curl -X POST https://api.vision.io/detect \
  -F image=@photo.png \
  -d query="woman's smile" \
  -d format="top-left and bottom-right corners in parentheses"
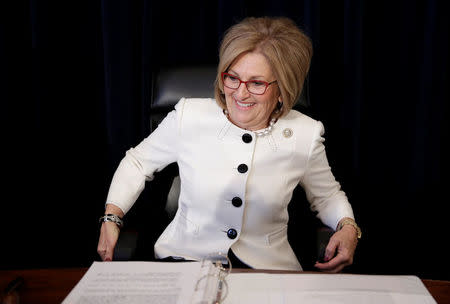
top-left (234, 97), bottom-right (256, 109)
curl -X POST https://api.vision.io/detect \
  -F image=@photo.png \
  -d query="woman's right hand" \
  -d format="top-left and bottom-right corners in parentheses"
top-left (97, 221), bottom-right (120, 261)
top-left (97, 204), bottom-right (124, 261)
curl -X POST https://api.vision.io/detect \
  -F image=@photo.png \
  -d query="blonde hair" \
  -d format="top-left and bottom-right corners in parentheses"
top-left (214, 17), bottom-right (313, 117)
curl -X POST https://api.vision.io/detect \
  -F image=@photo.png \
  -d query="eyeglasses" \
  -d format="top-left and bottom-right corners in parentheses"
top-left (221, 72), bottom-right (277, 95)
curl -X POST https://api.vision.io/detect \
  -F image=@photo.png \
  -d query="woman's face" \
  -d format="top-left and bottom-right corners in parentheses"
top-left (223, 52), bottom-right (280, 131)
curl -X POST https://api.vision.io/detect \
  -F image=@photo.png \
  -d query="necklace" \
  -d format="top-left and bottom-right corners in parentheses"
top-left (254, 118), bottom-right (276, 137)
top-left (223, 109), bottom-right (276, 137)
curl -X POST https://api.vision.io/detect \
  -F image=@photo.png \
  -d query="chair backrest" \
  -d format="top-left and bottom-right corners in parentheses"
top-left (150, 66), bottom-right (217, 132)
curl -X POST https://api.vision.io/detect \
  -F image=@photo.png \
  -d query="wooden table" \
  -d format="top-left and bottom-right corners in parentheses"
top-left (0, 267), bottom-right (449, 303)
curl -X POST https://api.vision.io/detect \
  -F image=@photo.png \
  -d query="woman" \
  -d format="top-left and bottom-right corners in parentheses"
top-left (98, 16), bottom-right (360, 272)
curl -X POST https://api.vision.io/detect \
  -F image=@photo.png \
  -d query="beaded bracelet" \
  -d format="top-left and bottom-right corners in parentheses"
top-left (99, 214), bottom-right (124, 228)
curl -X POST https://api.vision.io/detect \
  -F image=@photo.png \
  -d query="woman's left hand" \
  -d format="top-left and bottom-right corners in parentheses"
top-left (314, 225), bottom-right (358, 273)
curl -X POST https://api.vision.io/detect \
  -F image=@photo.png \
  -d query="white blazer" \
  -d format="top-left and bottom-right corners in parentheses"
top-left (106, 98), bottom-right (354, 270)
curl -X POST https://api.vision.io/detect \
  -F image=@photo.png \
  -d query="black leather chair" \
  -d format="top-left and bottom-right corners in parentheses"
top-left (114, 65), bottom-right (332, 270)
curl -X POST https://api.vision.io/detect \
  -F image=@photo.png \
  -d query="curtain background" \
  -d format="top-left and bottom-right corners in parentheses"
top-left (1, 1), bottom-right (448, 280)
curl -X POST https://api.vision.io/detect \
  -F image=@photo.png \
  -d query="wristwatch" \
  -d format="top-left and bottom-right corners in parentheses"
top-left (338, 218), bottom-right (362, 239)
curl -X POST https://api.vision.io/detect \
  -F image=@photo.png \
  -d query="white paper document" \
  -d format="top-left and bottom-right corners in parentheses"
top-left (63, 261), bottom-right (437, 304)
top-left (62, 261), bottom-right (207, 304)
top-left (223, 273), bottom-right (437, 304)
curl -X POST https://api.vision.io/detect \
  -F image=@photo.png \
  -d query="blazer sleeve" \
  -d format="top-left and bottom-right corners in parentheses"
top-left (105, 98), bottom-right (186, 214)
top-left (299, 121), bottom-right (355, 230)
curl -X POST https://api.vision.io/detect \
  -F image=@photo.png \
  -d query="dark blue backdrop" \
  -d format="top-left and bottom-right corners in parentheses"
top-left (1, 1), bottom-right (448, 280)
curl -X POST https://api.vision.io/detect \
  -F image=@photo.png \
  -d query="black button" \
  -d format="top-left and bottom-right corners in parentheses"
top-left (242, 133), bottom-right (253, 143)
top-left (232, 197), bottom-right (242, 207)
top-left (227, 228), bottom-right (238, 239)
top-left (237, 164), bottom-right (248, 173)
